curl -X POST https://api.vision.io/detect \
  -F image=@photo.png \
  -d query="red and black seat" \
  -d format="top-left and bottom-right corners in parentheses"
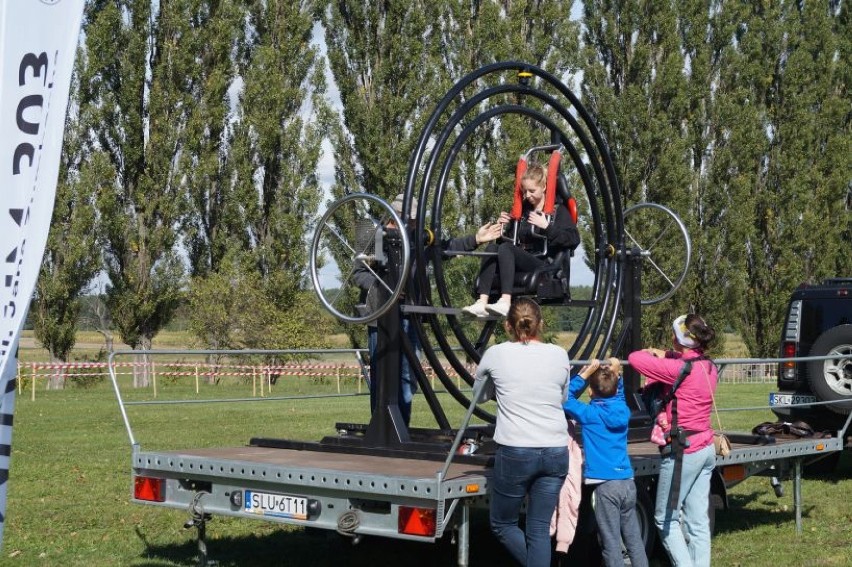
top-left (492, 145), bottom-right (580, 302)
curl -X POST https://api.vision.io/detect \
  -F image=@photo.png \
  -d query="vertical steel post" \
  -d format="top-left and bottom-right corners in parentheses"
top-left (794, 458), bottom-right (803, 535)
top-left (364, 227), bottom-right (410, 447)
top-left (457, 500), bottom-right (470, 567)
top-left (623, 247), bottom-right (643, 397)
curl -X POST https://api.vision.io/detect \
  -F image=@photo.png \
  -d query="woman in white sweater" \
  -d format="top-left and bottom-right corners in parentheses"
top-left (475, 297), bottom-right (570, 567)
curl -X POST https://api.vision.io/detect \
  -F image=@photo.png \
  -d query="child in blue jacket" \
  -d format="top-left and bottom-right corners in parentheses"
top-left (563, 358), bottom-right (648, 567)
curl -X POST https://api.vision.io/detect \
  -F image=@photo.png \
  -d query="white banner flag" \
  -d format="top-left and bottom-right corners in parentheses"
top-left (0, 0), bottom-right (85, 548)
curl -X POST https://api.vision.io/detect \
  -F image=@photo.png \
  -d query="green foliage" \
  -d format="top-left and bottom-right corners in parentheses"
top-left (188, 268), bottom-right (336, 353)
top-left (230, 0), bottom-right (327, 291)
top-left (40, 1), bottom-right (848, 363)
top-left (582, 1), bottom-right (850, 354)
top-left (179, 0), bottom-right (248, 277)
top-left (32, 64), bottom-right (102, 362)
top-left (180, 0), bottom-right (329, 350)
top-left (79, 0), bottom-right (191, 350)
top-left (719, 2), bottom-right (850, 356)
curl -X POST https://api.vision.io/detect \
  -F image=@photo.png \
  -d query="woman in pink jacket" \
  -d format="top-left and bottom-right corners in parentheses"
top-left (627, 314), bottom-right (717, 567)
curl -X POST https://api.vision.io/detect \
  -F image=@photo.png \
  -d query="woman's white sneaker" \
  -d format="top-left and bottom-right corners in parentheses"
top-left (485, 299), bottom-right (511, 317)
top-left (461, 301), bottom-right (489, 317)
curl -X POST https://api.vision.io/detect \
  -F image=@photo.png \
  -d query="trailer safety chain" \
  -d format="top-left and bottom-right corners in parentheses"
top-left (185, 492), bottom-right (214, 567)
top-left (336, 510), bottom-right (362, 544)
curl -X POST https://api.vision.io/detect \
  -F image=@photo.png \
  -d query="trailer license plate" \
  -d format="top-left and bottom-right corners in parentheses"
top-left (769, 392), bottom-right (817, 406)
top-left (244, 490), bottom-right (308, 520)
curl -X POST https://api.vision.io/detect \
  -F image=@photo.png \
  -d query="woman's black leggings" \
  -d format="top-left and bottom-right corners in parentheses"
top-left (476, 242), bottom-right (546, 296)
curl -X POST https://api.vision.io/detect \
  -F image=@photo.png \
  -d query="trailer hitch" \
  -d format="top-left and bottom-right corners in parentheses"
top-left (185, 492), bottom-right (214, 566)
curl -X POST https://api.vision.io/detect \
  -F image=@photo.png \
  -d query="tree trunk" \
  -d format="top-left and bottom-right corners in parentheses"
top-left (132, 337), bottom-right (153, 388)
top-left (46, 355), bottom-right (65, 390)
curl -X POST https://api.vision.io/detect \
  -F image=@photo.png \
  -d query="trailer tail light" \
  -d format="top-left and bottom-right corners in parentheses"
top-left (134, 476), bottom-right (165, 502)
top-left (398, 506), bottom-right (436, 537)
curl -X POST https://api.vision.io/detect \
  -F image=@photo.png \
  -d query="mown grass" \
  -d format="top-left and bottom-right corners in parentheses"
top-left (2, 373), bottom-right (850, 566)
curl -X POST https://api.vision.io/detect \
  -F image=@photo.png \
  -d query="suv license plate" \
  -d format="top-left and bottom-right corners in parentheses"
top-left (769, 392), bottom-right (818, 407)
top-left (244, 490), bottom-right (308, 520)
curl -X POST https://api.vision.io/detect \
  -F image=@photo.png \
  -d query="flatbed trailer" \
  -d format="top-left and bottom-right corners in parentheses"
top-left (125, 406), bottom-right (848, 566)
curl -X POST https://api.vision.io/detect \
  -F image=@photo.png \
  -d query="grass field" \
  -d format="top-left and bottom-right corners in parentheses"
top-left (2, 370), bottom-right (850, 566)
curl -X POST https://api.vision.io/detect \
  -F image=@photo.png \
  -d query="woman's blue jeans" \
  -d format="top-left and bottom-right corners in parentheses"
top-left (490, 445), bottom-right (568, 567)
top-left (654, 443), bottom-right (715, 567)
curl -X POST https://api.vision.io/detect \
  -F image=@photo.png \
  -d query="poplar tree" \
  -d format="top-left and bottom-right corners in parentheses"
top-left (730, 1), bottom-right (851, 356)
top-left (581, 1), bottom-right (709, 345)
top-left (79, 1), bottom-right (191, 385)
top-left (179, 0), bottom-right (246, 279)
top-left (321, 0), bottom-right (446, 348)
top-left (186, 0), bottom-right (334, 352)
top-left (582, 1), bottom-right (849, 354)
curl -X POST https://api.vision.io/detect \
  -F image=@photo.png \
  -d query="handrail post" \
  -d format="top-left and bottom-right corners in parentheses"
top-left (439, 378), bottom-right (488, 480)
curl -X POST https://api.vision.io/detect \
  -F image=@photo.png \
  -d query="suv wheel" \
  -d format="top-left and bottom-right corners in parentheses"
top-left (806, 324), bottom-right (852, 415)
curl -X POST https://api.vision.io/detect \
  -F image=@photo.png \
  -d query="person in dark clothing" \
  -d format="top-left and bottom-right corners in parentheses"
top-left (353, 193), bottom-right (502, 425)
top-left (462, 162), bottom-right (580, 318)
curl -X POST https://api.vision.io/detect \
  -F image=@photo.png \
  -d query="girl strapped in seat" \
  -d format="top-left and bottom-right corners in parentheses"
top-left (462, 158), bottom-right (580, 317)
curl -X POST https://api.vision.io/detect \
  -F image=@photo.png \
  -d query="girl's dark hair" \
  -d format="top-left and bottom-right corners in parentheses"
top-left (506, 298), bottom-right (542, 343)
top-left (686, 314), bottom-right (716, 350)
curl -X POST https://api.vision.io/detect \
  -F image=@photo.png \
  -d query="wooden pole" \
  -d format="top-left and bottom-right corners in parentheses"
top-left (195, 363), bottom-right (200, 394)
top-left (252, 366), bottom-right (257, 397)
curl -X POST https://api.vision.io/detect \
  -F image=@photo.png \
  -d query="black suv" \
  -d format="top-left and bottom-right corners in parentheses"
top-left (772, 278), bottom-right (852, 430)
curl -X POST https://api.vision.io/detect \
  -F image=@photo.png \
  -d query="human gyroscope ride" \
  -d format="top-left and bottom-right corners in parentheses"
top-left (304, 61), bottom-right (691, 461)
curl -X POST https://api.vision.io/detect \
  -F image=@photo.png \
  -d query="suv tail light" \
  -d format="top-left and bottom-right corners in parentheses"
top-left (782, 341), bottom-right (797, 377)
top-left (780, 300), bottom-right (802, 381)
